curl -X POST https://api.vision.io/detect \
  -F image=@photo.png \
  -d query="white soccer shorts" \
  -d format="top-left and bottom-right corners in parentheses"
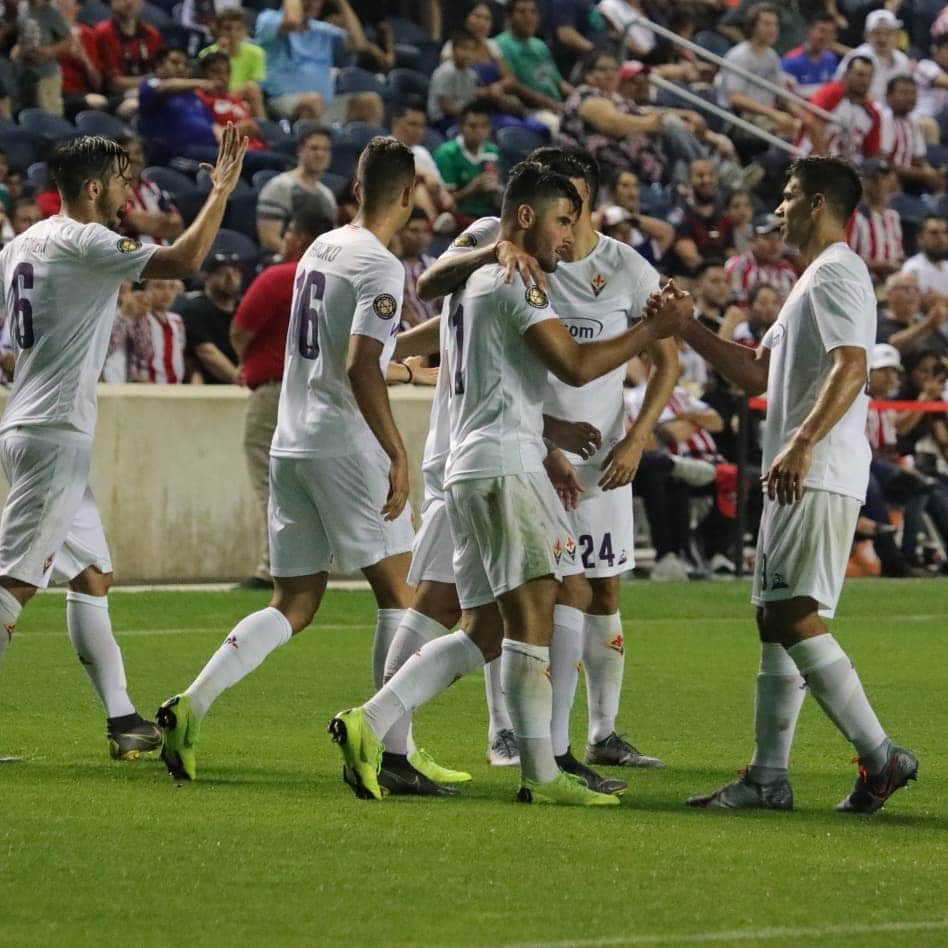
top-left (407, 492), bottom-right (456, 587)
top-left (0, 431), bottom-right (112, 587)
top-left (563, 465), bottom-right (635, 578)
top-left (751, 488), bottom-right (861, 619)
top-left (268, 441), bottom-right (414, 577)
top-left (445, 471), bottom-right (577, 610)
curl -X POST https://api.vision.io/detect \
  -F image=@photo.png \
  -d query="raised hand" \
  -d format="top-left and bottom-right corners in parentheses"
top-left (202, 123), bottom-right (248, 198)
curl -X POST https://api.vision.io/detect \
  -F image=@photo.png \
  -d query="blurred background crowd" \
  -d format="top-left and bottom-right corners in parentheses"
top-left (0, 0), bottom-right (944, 581)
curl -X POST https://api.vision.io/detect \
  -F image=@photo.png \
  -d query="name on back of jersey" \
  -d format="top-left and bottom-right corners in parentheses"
top-left (308, 241), bottom-right (342, 263)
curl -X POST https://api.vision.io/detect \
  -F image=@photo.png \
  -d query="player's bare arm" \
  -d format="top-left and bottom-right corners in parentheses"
top-left (142, 125), bottom-right (248, 279)
top-left (764, 345), bottom-right (867, 506)
top-left (347, 334), bottom-right (409, 521)
top-left (393, 315), bottom-right (441, 359)
top-left (416, 240), bottom-right (547, 302)
top-left (599, 335), bottom-right (678, 490)
top-left (542, 415), bottom-right (602, 460)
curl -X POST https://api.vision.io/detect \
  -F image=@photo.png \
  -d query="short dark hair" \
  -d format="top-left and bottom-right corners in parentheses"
top-left (786, 156), bottom-right (862, 224)
top-left (459, 100), bottom-right (493, 123)
top-left (356, 137), bottom-right (415, 213)
top-left (48, 136), bottom-right (129, 203)
top-left (393, 100), bottom-right (426, 121)
top-left (298, 125), bottom-right (332, 147)
top-left (451, 28), bottom-right (477, 47)
top-left (747, 282), bottom-right (779, 306)
top-left (508, 0), bottom-right (536, 15)
top-left (886, 74), bottom-right (916, 95)
top-left (696, 258), bottom-right (726, 278)
top-left (745, 2), bottom-right (779, 35)
top-left (528, 145), bottom-right (600, 207)
top-left (198, 51), bottom-right (229, 75)
top-left (920, 214), bottom-right (946, 233)
top-left (846, 54), bottom-right (874, 72)
top-left (154, 46), bottom-right (188, 67)
top-left (501, 160), bottom-right (582, 224)
top-left (811, 12), bottom-right (836, 25)
top-left (287, 206), bottom-right (333, 243)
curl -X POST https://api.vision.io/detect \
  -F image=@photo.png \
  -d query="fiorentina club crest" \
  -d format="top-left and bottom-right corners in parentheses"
top-left (565, 537), bottom-right (576, 561)
top-left (553, 539), bottom-right (563, 564)
top-left (608, 633), bottom-right (625, 655)
top-left (591, 273), bottom-right (607, 297)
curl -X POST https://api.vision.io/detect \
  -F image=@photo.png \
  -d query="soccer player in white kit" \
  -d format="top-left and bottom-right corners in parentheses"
top-left (651, 157), bottom-right (918, 814)
top-left (158, 138), bottom-right (438, 783)
top-left (0, 128), bottom-right (248, 759)
top-left (414, 147), bottom-right (678, 777)
top-left (331, 161), bottom-right (691, 805)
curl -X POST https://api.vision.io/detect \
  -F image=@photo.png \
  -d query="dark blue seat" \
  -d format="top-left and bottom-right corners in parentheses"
top-left (926, 143), bottom-right (948, 168)
top-left (140, 1), bottom-right (173, 28)
top-left (196, 168), bottom-right (251, 194)
top-left (329, 141), bottom-right (362, 178)
top-left (889, 192), bottom-right (929, 224)
top-left (77, 0), bottom-right (110, 25)
top-left (0, 130), bottom-right (40, 170)
top-left (223, 191), bottom-right (260, 240)
top-left (75, 110), bottom-right (130, 139)
top-left (252, 168), bottom-right (281, 190)
top-left (387, 68), bottom-right (429, 105)
top-left (143, 165), bottom-right (196, 196)
top-left (26, 161), bottom-right (47, 190)
top-left (694, 30), bottom-right (733, 57)
top-left (17, 109), bottom-right (79, 148)
top-left (321, 171), bottom-right (347, 197)
top-left (496, 125), bottom-right (544, 170)
top-left (423, 127), bottom-right (445, 153)
top-left (257, 118), bottom-right (297, 155)
top-left (334, 122), bottom-right (387, 151)
top-left (335, 67), bottom-right (388, 99)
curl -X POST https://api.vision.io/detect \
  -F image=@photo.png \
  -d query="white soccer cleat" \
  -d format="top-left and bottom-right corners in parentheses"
top-left (487, 729), bottom-right (520, 767)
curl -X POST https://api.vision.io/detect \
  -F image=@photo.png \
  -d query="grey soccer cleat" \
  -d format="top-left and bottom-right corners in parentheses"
top-left (108, 714), bottom-right (163, 760)
top-left (687, 771), bottom-right (793, 810)
top-left (585, 732), bottom-right (664, 769)
top-left (836, 743), bottom-right (918, 814)
top-left (487, 729), bottom-right (520, 767)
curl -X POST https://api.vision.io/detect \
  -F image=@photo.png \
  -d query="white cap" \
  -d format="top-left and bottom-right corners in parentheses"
top-left (600, 205), bottom-right (632, 227)
top-left (870, 343), bottom-right (903, 371)
top-left (865, 9), bottom-right (902, 33)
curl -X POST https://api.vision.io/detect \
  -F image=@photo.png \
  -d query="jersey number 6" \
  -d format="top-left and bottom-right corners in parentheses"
top-left (293, 269), bottom-right (325, 360)
top-left (11, 262), bottom-right (34, 349)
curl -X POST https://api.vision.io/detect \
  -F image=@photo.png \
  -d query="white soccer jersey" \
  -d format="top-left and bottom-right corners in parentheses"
top-left (442, 265), bottom-right (558, 486)
top-left (0, 217), bottom-right (157, 441)
top-left (271, 224), bottom-right (404, 459)
top-left (760, 241), bottom-right (875, 502)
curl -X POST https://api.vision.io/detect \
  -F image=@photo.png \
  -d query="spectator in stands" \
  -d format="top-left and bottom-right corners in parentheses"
top-left (901, 215), bottom-right (948, 302)
top-left (398, 207), bottom-right (440, 328)
top-left (345, 0), bottom-right (395, 72)
top-left (835, 9), bottom-right (912, 104)
top-left (94, 0), bottom-right (162, 117)
top-left (230, 206), bottom-right (332, 589)
top-left (547, 0), bottom-right (605, 78)
top-left (428, 29), bottom-right (484, 129)
top-left (13, 0), bottom-right (70, 114)
top-left (913, 33), bottom-right (948, 144)
top-left (256, 126), bottom-right (337, 253)
top-left (102, 278), bottom-right (147, 383)
top-left (725, 213), bottom-right (797, 302)
top-left (0, 150), bottom-right (10, 212)
top-left (128, 279), bottom-right (188, 384)
top-left (496, 0), bottom-right (573, 134)
top-left (718, 0), bottom-right (807, 56)
top-left (254, 0), bottom-right (369, 121)
top-left (691, 259), bottom-right (740, 334)
top-left (180, 252), bottom-right (243, 384)
top-left (798, 56), bottom-right (882, 161)
top-left (441, 3), bottom-right (508, 86)
top-left (10, 196), bottom-right (41, 234)
top-left (606, 168), bottom-right (674, 264)
top-left (668, 158), bottom-right (734, 276)
top-left (881, 76), bottom-right (945, 195)
top-left (781, 13), bottom-right (839, 99)
top-left (55, 0), bottom-right (107, 117)
top-left (597, 0), bottom-right (658, 61)
top-left (196, 52), bottom-right (267, 151)
top-left (728, 281), bottom-right (781, 346)
top-left (433, 101), bottom-right (502, 224)
top-left (199, 7), bottom-right (266, 119)
top-left (717, 3), bottom-right (802, 146)
top-left (877, 271), bottom-right (948, 358)
top-left (118, 134), bottom-right (183, 246)
top-left (726, 189), bottom-right (754, 254)
top-left (390, 101), bottom-right (455, 223)
top-left (847, 158), bottom-right (904, 282)
top-left (559, 50), bottom-right (664, 189)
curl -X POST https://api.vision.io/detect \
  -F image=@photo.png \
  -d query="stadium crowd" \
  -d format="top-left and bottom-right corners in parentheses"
top-left (0, 0), bottom-right (945, 580)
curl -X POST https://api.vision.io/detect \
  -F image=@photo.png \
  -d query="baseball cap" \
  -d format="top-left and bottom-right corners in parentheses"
top-left (870, 343), bottom-right (903, 371)
top-left (860, 157), bottom-right (891, 178)
top-left (203, 251), bottom-right (242, 272)
top-left (865, 9), bottom-right (902, 32)
top-left (753, 213), bottom-right (782, 235)
top-left (619, 60), bottom-right (648, 81)
top-left (600, 205), bottom-right (632, 227)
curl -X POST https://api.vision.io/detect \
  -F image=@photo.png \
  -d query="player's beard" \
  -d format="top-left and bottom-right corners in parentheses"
top-left (96, 190), bottom-right (120, 229)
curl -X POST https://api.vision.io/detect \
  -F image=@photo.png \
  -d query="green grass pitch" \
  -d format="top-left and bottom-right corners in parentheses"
top-left (1, 579), bottom-right (946, 947)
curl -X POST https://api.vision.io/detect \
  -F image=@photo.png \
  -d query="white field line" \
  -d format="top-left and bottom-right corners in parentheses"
top-left (40, 580), bottom-right (373, 593)
top-left (506, 918), bottom-right (948, 947)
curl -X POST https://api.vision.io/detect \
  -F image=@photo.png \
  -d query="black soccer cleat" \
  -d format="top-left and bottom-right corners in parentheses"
top-left (555, 747), bottom-right (628, 796)
top-left (108, 713), bottom-right (163, 761)
top-left (377, 753), bottom-right (460, 797)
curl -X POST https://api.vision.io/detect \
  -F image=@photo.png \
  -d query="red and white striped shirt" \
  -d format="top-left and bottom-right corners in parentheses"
top-left (129, 311), bottom-right (187, 384)
top-left (725, 251), bottom-right (797, 303)
top-left (879, 108), bottom-right (926, 167)
top-left (123, 178), bottom-right (178, 247)
top-left (866, 406), bottom-right (898, 452)
top-left (625, 384), bottom-right (719, 460)
top-left (796, 81), bottom-right (882, 161)
top-left (846, 206), bottom-right (904, 268)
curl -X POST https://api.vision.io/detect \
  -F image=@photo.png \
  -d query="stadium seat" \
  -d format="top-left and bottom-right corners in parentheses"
top-left (17, 109), bottom-right (79, 148)
top-left (140, 1), bottom-right (173, 28)
top-left (335, 122), bottom-right (387, 151)
top-left (335, 67), bottom-right (388, 99)
top-left (889, 192), bottom-right (928, 224)
top-left (496, 126), bottom-right (544, 170)
top-left (75, 110), bottom-right (130, 138)
top-left (26, 161), bottom-right (47, 190)
top-left (0, 130), bottom-right (39, 170)
top-left (76, 0), bottom-right (109, 25)
top-left (143, 165), bottom-right (196, 196)
top-left (172, 188), bottom-right (207, 226)
top-left (208, 227), bottom-right (259, 265)
top-left (926, 143), bottom-right (948, 168)
top-left (423, 127), bottom-right (445, 153)
top-left (223, 190), bottom-right (260, 240)
top-left (257, 118), bottom-right (297, 157)
top-left (252, 168), bottom-right (281, 189)
top-left (321, 171), bottom-right (347, 197)
top-left (694, 30), bottom-right (733, 57)
top-left (196, 168), bottom-right (251, 194)
top-left (387, 68), bottom-right (430, 105)
top-left (329, 141), bottom-right (362, 178)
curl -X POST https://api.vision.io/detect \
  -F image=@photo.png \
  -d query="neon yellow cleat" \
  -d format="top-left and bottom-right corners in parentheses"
top-left (517, 771), bottom-right (620, 806)
top-left (156, 694), bottom-right (199, 781)
top-left (329, 708), bottom-right (383, 801)
top-left (409, 747), bottom-right (472, 784)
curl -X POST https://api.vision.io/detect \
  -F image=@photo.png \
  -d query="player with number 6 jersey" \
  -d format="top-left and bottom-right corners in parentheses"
top-left (0, 128), bottom-right (248, 761)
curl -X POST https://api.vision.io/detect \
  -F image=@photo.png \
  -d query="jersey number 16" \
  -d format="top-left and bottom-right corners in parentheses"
top-left (292, 269), bottom-right (325, 360)
top-left (10, 262), bottom-right (34, 349)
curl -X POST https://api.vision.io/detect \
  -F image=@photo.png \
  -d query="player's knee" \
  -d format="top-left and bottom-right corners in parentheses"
top-left (557, 573), bottom-right (592, 613)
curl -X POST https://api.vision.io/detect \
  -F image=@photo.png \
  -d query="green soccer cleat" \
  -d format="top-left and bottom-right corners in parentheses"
top-left (555, 748), bottom-right (628, 796)
top-left (107, 714), bottom-right (163, 761)
top-left (409, 747), bottom-right (472, 784)
top-left (329, 708), bottom-right (383, 801)
top-left (517, 771), bottom-right (621, 806)
top-left (156, 694), bottom-right (199, 781)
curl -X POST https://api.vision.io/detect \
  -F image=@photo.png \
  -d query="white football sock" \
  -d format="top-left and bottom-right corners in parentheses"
top-left (0, 586), bottom-right (22, 669)
top-left (502, 639), bottom-right (558, 784)
top-left (748, 642), bottom-right (806, 782)
top-left (66, 592), bottom-right (135, 718)
top-left (788, 635), bottom-right (889, 772)
top-left (372, 608), bottom-right (405, 689)
top-left (484, 656), bottom-right (514, 740)
top-left (381, 610), bottom-right (448, 755)
top-left (549, 605), bottom-right (584, 757)
top-left (185, 607), bottom-right (292, 719)
top-left (583, 612), bottom-right (626, 744)
top-left (363, 630), bottom-right (484, 740)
